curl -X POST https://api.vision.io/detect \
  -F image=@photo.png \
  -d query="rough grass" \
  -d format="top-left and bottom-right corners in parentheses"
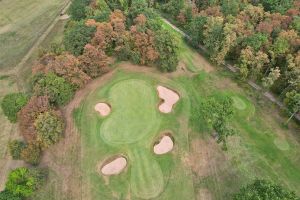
top-left (0, 0), bottom-right (68, 70)
top-left (74, 70), bottom-right (195, 200)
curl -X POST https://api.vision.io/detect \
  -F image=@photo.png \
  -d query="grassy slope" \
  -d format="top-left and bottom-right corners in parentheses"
top-left (0, 0), bottom-right (67, 70)
top-left (74, 70), bottom-right (195, 200)
top-left (168, 20), bottom-right (300, 198)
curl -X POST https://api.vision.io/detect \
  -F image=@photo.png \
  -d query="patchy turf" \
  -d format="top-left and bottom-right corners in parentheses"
top-left (0, 0), bottom-right (68, 70)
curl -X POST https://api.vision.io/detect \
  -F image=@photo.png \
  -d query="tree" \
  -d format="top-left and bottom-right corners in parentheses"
top-left (79, 44), bottom-right (109, 78)
top-left (262, 67), bottom-right (281, 88)
top-left (34, 111), bottom-right (64, 149)
top-left (242, 33), bottom-right (268, 51)
top-left (64, 21), bottom-right (96, 56)
top-left (20, 143), bottom-right (42, 165)
top-left (33, 53), bottom-right (91, 88)
top-left (202, 95), bottom-right (235, 149)
top-left (154, 29), bottom-right (179, 72)
top-left (233, 179), bottom-right (299, 200)
top-left (19, 96), bottom-right (50, 142)
top-left (5, 167), bottom-right (47, 198)
top-left (8, 140), bottom-right (26, 160)
top-left (1, 93), bottom-right (29, 123)
top-left (69, 0), bottom-right (91, 21)
top-left (221, 0), bottom-right (240, 16)
top-left (33, 73), bottom-right (75, 106)
top-left (161, 0), bottom-right (185, 17)
top-left (261, 0), bottom-right (294, 14)
top-left (203, 16), bottom-right (224, 57)
top-left (284, 90), bottom-right (300, 124)
top-left (0, 190), bottom-right (22, 200)
top-left (186, 16), bottom-right (207, 46)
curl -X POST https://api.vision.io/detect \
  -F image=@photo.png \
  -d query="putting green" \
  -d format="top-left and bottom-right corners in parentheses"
top-left (274, 138), bottom-right (290, 151)
top-left (232, 96), bottom-right (247, 110)
top-left (100, 79), bottom-right (161, 145)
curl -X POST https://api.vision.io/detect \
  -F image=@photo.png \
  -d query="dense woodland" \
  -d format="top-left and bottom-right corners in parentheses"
top-left (0, 0), bottom-right (299, 199)
top-left (157, 0), bottom-right (300, 119)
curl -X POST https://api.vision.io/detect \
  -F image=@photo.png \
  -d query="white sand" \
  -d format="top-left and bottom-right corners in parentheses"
top-left (95, 103), bottom-right (111, 116)
top-left (101, 157), bottom-right (127, 175)
top-left (154, 135), bottom-right (174, 155)
top-left (157, 86), bottom-right (179, 113)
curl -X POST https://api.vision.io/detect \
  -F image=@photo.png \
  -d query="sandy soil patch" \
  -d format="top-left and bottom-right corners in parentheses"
top-left (100, 156), bottom-right (127, 176)
top-left (154, 135), bottom-right (174, 155)
top-left (157, 86), bottom-right (180, 113)
top-left (0, 24), bottom-right (12, 34)
top-left (60, 14), bottom-right (70, 20)
top-left (95, 103), bottom-right (111, 116)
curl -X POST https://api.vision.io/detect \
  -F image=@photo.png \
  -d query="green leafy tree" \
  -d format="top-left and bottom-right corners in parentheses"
top-left (262, 67), bottom-right (281, 89)
top-left (221, 0), bottom-right (240, 16)
top-left (202, 96), bottom-right (235, 149)
top-left (242, 33), bottom-right (268, 51)
top-left (1, 93), bottom-right (29, 123)
top-left (284, 90), bottom-right (300, 124)
top-left (261, 0), bottom-right (293, 14)
top-left (33, 73), bottom-right (75, 106)
top-left (5, 167), bottom-right (47, 198)
top-left (69, 0), bottom-right (91, 21)
top-left (233, 179), bottom-right (299, 200)
top-left (8, 140), bottom-right (26, 160)
top-left (154, 29), bottom-right (179, 72)
top-left (64, 21), bottom-right (96, 56)
top-left (0, 190), bottom-right (22, 200)
top-left (34, 111), bottom-right (64, 149)
top-left (186, 16), bottom-right (207, 46)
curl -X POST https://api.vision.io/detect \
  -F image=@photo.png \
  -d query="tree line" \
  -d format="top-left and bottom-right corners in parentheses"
top-left (158, 0), bottom-right (300, 121)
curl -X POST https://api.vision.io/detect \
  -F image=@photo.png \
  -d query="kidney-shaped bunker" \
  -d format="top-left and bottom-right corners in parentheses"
top-left (95, 103), bottom-right (111, 117)
top-left (100, 156), bottom-right (127, 175)
top-left (154, 135), bottom-right (174, 155)
top-left (157, 86), bottom-right (179, 113)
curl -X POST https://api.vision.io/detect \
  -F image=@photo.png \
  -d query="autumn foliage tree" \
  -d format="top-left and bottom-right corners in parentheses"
top-left (19, 96), bottom-right (50, 142)
top-left (79, 44), bottom-right (109, 78)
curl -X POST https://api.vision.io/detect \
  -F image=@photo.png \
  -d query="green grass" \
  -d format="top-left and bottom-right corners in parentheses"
top-left (0, 0), bottom-right (68, 70)
top-left (100, 79), bottom-right (160, 145)
top-left (74, 70), bottom-right (195, 199)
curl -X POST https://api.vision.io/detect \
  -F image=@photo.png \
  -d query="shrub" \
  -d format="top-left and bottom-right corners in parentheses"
top-left (20, 143), bottom-right (42, 165)
top-left (64, 21), bottom-right (96, 56)
top-left (33, 73), bottom-right (75, 106)
top-left (0, 190), bottom-right (22, 200)
top-left (8, 140), bottom-right (26, 160)
top-left (233, 179), bottom-right (299, 200)
top-left (5, 167), bottom-right (47, 198)
top-left (19, 96), bottom-right (50, 142)
top-left (34, 111), bottom-right (64, 149)
top-left (1, 93), bottom-right (29, 123)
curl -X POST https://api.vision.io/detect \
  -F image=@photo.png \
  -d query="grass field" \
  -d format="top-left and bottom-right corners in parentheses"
top-left (0, 0), bottom-right (68, 70)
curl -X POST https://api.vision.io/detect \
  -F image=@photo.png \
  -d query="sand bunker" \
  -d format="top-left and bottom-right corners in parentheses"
top-left (95, 103), bottom-right (111, 116)
top-left (101, 156), bottom-right (127, 175)
top-left (157, 86), bottom-right (179, 113)
top-left (154, 135), bottom-right (174, 155)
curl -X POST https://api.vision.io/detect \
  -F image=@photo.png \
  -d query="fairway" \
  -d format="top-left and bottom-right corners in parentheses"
top-left (101, 79), bottom-right (161, 145)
